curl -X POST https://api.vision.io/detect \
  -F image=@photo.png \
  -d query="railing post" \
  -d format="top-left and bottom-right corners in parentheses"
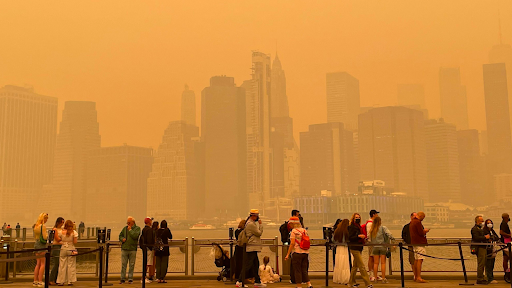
top-left (142, 242), bottom-right (147, 288)
top-left (322, 241), bottom-right (333, 288)
top-left (389, 248), bottom-right (393, 276)
top-left (458, 241), bottom-right (472, 285)
top-left (184, 238), bottom-right (189, 276)
top-left (399, 243), bottom-right (405, 288)
top-left (87, 227), bottom-right (90, 239)
top-left (191, 237), bottom-right (195, 276)
top-left (103, 243), bottom-right (113, 286)
top-left (98, 246), bottom-right (103, 288)
top-left (22, 228), bottom-right (26, 241)
top-left (13, 240), bottom-right (17, 279)
top-left (508, 243), bottom-right (512, 288)
top-left (0, 243), bottom-right (13, 284)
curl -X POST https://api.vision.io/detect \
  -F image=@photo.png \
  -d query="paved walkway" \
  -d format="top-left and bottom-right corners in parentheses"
top-left (1, 279), bottom-right (512, 288)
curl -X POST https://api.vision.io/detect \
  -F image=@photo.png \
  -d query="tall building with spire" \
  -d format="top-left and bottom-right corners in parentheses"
top-left (242, 51), bottom-right (272, 214)
top-left (50, 101), bottom-right (101, 220)
top-left (0, 85), bottom-right (58, 224)
top-left (270, 53), bottom-right (289, 118)
top-left (483, 63), bottom-right (512, 195)
top-left (201, 76), bottom-right (247, 217)
top-left (326, 72), bottom-right (360, 131)
top-left (181, 85), bottom-right (196, 126)
top-left (439, 67), bottom-right (469, 130)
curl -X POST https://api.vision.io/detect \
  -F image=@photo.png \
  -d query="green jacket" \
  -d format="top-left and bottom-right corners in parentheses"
top-left (119, 225), bottom-right (141, 251)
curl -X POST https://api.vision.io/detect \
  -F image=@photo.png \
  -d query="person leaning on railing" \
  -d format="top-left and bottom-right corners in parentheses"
top-left (471, 215), bottom-right (490, 285)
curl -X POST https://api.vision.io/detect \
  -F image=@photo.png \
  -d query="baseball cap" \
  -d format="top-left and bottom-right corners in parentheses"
top-left (370, 210), bottom-right (379, 217)
top-left (144, 217), bottom-right (153, 225)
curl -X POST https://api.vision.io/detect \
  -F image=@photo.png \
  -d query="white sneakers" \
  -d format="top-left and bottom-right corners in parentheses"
top-left (235, 281), bottom-right (248, 288)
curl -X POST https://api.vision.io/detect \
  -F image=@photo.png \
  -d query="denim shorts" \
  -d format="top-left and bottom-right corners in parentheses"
top-left (372, 247), bottom-right (387, 256)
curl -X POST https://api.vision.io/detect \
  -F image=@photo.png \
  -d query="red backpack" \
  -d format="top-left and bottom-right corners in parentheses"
top-left (295, 229), bottom-right (311, 250)
top-left (361, 220), bottom-right (372, 237)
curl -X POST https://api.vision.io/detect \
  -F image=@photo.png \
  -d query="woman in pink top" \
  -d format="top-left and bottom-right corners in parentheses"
top-left (285, 217), bottom-right (313, 288)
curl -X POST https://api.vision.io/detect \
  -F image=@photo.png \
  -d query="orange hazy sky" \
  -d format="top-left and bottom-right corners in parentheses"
top-left (1, 1), bottom-right (511, 148)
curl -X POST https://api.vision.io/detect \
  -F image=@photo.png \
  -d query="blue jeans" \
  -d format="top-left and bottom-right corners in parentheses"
top-left (121, 250), bottom-right (137, 281)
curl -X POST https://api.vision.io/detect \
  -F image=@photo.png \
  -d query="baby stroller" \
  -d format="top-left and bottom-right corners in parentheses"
top-left (212, 243), bottom-right (231, 282)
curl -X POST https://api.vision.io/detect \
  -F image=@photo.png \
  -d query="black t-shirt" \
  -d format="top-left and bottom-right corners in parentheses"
top-left (500, 221), bottom-right (511, 241)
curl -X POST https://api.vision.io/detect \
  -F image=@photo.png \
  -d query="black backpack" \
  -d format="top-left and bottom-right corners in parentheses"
top-left (279, 221), bottom-right (290, 244)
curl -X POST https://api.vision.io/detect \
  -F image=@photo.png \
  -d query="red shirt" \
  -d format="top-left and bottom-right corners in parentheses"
top-left (409, 218), bottom-right (427, 245)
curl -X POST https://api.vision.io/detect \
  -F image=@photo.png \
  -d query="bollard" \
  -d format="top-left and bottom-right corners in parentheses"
top-left (98, 246), bottom-right (103, 288)
top-left (22, 228), bottom-right (26, 241)
top-left (15, 229), bottom-right (20, 240)
top-left (44, 246), bottom-right (51, 288)
top-left (103, 243), bottom-right (113, 286)
top-left (399, 243), bottom-right (405, 288)
top-left (458, 242), bottom-right (472, 286)
top-left (87, 227), bottom-right (90, 239)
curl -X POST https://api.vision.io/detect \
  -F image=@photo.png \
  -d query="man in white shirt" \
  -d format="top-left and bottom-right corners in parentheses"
top-left (366, 209), bottom-right (379, 281)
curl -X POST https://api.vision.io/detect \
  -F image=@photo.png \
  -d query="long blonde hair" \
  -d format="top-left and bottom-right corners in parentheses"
top-left (370, 216), bottom-right (382, 239)
top-left (35, 213), bottom-right (48, 227)
top-left (349, 213), bottom-right (360, 225)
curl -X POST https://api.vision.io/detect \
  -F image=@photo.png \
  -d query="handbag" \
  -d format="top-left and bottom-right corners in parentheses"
top-left (39, 225), bottom-right (47, 244)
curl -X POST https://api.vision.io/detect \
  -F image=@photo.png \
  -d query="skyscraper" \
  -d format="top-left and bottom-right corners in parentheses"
top-left (397, 84), bottom-right (426, 108)
top-left (424, 119), bottom-right (461, 203)
top-left (243, 51), bottom-right (272, 214)
top-left (181, 85), bottom-right (196, 126)
top-left (439, 67), bottom-right (469, 130)
top-left (201, 76), bottom-right (247, 217)
top-left (50, 101), bottom-right (101, 220)
top-left (483, 63), bottom-right (512, 184)
top-left (147, 121), bottom-right (199, 220)
top-left (271, 53), bottom-right (289, 118)
top-left (326, 72), bottom-right (360, 131)
top-left (85, 145), bottom-right (153, 224)
top-left (300, 122), bottom-right (356, 196)
top-left (457, 129), bottom-right (485, 206)
top-left (358, 107), bottom-right (428, 200)
top-left (0, 85), bottom-right (58, 224)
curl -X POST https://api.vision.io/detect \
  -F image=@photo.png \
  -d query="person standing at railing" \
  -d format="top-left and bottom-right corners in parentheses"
top-left (410, 211), bottom-right (429, 283)
top-left (348, 213), bottom-right (372, 288)
top-left (472, 215), bottom-right (490, 285)
top-left (33, 213), bottom-right (48, 288)
top-left (401, 212), bottom-right (417, 279)
top-left (234, 219), bottom-right (247, 280)
top-left (483, 219), bottom-right (499, 284)
top-left (500, 213), bottom-right (511, 275)
top-left (285, 217), bottom-right (312, 288)
top-left (363, 210), bottom-right (379, 281)
top-left (56, 220), bottom-right (78, 286)
top-left (368, 216), bottom-right (394, 284)
top-left (150, 221), bottom-right (159, 281)
top-left (235, 209), bottom-right (266, 288)
top-left (119, 216), bottom-right (141, 284)
top-left (140, 217), bottom-right (156, 283)
top-left (155, 220), bottom-right (172, 283)
top-left (49, 217), bottom-right (65, 285)
top-left (333, 219), bottom-right (350, 285)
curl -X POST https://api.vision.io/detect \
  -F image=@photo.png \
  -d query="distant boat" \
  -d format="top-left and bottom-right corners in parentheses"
top-left (189, 224), bottom-right (216, 230)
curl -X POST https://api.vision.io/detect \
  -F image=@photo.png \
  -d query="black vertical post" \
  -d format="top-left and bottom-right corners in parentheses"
top-left (325, 241), bottom-right (329, 287)
top-left (142, 244), bottom-right (147, 288)
top-left (104, 243), bottom-right (113, 286)
top-left (508, 243), bottom-right (512, 288)
top-left (4, 244), bottom-right (9, 281)
top-left (348, 247), bottom-right (352, 270)
top-left (399, 243), bottom-right (405, 288)
top-left (44, 246), bottom-right (51, 288)
top-left (98, 246), bottom-right (103, 288)
top-left (458, 242), bottom-right (471, 285)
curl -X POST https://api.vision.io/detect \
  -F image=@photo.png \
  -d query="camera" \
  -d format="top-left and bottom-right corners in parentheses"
top-left (229, 227), bottom-right (234, 240)
top-left (323, 226), bottom-right (334, 243)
